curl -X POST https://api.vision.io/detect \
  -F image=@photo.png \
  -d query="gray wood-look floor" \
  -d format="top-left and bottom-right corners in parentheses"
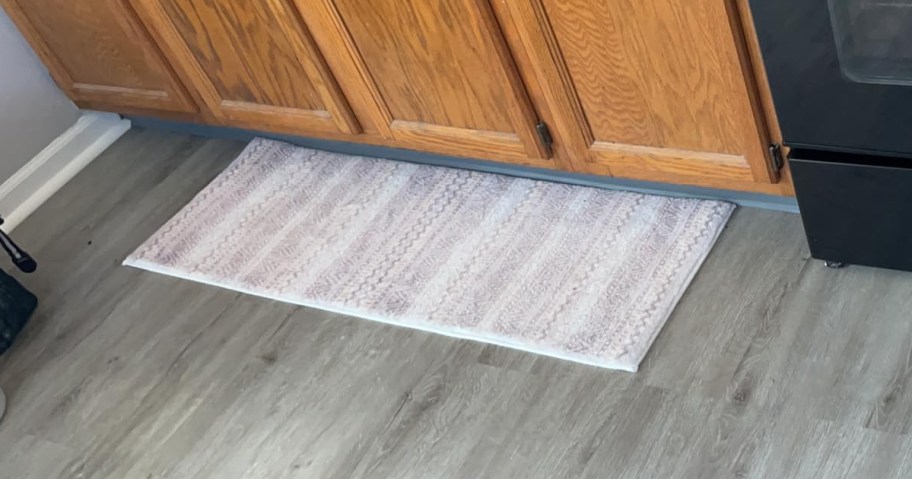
top-left (2, 128), bottom-right (911, 479)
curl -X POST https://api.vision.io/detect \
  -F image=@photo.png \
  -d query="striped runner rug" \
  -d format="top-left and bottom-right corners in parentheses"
top-left (126, 138), bottom-right (733, 372)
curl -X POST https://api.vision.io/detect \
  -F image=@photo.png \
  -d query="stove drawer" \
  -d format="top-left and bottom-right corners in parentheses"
top-left (791, 149), bottom-right (912, 271)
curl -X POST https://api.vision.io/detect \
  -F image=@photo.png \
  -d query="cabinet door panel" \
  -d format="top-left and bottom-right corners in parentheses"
top-left (133, 0), bottom-right (359, 134)
top-left (0, 0), bottom-right (196, 113)
top-left (301, 0), bottom-right (551, 165)
top-left (548, 0), bottom-right (745, 156)
top-left (507, 0), bottom-right (776, 188)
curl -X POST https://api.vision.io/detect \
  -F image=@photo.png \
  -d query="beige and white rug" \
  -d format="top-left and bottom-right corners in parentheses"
top-left (126, 138), bottom-right (734, 372)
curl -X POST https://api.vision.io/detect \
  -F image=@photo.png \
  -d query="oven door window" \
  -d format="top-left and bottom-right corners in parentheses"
top-left (830, 0), bottom-right (912, 85)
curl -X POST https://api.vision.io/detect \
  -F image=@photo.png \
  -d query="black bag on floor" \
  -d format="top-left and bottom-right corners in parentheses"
top-left (0, 270), bottom-right (37, 354)
top-left (0, 216), bottom-right (37, 355)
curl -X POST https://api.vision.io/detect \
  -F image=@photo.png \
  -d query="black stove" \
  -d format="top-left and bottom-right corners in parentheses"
top-left (750, 0), bottom-right (912, 271)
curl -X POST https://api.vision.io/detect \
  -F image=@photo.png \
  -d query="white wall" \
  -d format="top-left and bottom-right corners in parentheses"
top-left (0, 8), bottom-right (80, 183)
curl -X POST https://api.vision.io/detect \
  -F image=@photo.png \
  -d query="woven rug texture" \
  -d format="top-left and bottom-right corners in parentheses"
top-left (126, 138), bottom-right (734, 372)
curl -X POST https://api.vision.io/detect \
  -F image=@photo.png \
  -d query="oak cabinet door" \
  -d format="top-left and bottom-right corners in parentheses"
top-left (131, 0), bottom-right (360, 135)
top-left (300, 0), bottom-right (552, 166)
top-left (507, 0), bottom-right (777, 189)
top-left (0, 0), bottom-right (197, 114)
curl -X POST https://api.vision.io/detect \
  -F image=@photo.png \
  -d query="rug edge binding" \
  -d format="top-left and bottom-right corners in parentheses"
top-left (627, 202), bottom-right (738, 367)
top-left (122, 256), bottom-right (640, 373)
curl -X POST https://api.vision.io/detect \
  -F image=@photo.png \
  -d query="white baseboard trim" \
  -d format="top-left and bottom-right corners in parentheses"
top-left (0, 111), bottom-right (130, 231)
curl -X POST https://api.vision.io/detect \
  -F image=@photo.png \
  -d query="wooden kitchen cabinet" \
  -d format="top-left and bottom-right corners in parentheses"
top-left (298, 0), bottom-right (554, 167)
top-left (0, 0), bottom-right (789, 193)
top-left (0, 0), bottom-right (196, 114)
top-left (502, 0), bottom-right (779, 191)
top-left (130, 0), bottom-right (360, 135)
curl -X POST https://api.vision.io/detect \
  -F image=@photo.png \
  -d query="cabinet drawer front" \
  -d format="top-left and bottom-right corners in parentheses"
top-left (1, 0), bottom-right (196, 114)
top-left (301, 0), bottom-right (552, 166)
top-left (133, 0), bottom-right (359, 134)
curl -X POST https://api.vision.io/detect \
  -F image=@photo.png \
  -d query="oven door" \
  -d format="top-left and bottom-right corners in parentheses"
top-left (750, 0), bottom-right (912, 157)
